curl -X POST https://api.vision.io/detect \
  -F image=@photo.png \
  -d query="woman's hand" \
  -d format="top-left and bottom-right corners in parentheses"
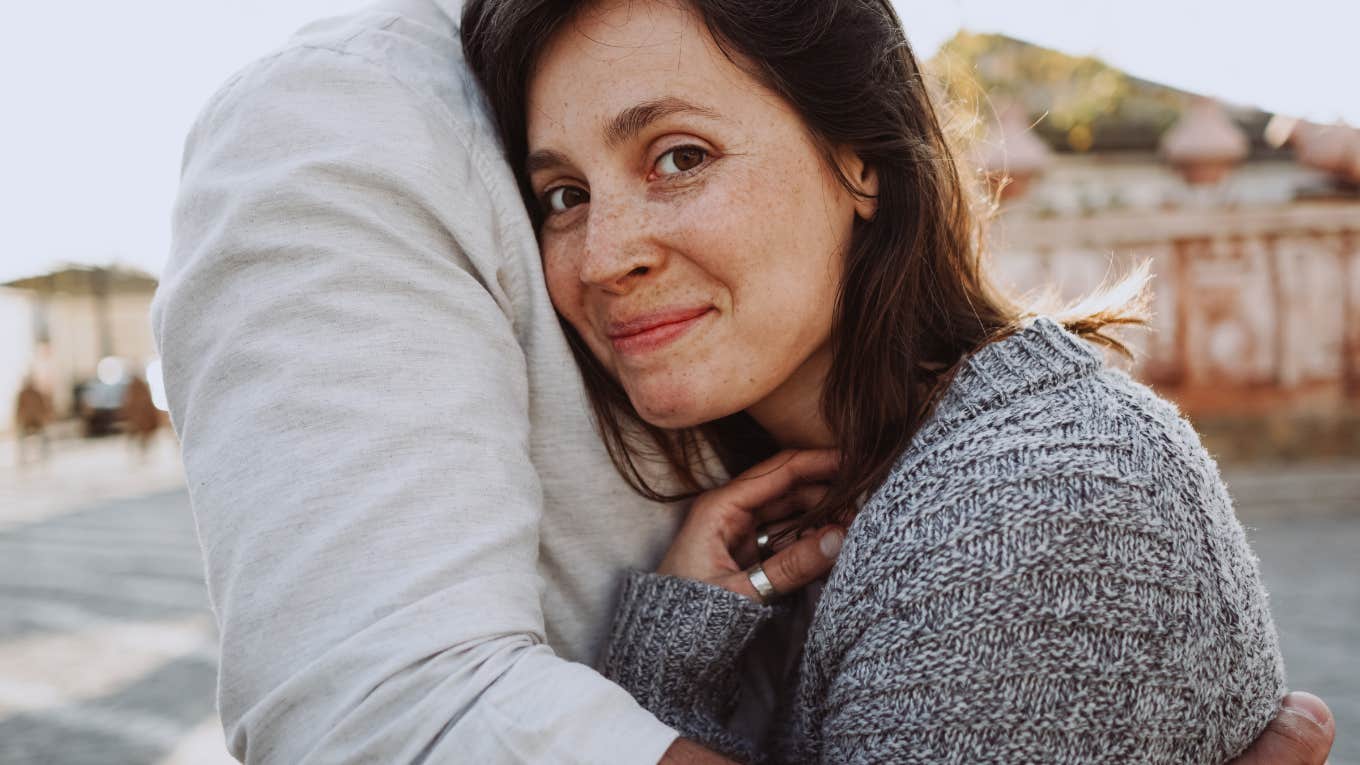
top-left (657, 449), bottom-right (847, 602)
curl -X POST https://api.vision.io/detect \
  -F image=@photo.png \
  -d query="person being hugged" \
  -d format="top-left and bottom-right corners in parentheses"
top-left (463, 0), bottom-right (1287, 762)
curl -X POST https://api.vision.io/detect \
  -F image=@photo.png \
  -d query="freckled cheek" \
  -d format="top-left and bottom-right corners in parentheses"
top-left (541, 244), bottom-right (596, 339)
top-left (657, 173), bottom-right (780, 284)
top-left (541, 250), bottom-right (575, 308)
top-left (680, 163), bottom-right (840, 357)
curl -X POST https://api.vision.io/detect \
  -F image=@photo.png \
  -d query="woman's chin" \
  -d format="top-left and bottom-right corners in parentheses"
top-left (628, 390), bottom-right (730, 430)
top-left (632, 403), bottom-right (709, 430)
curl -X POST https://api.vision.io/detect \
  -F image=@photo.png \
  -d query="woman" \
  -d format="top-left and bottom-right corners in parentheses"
top-left (461, 1), bottom-right (1285, 762)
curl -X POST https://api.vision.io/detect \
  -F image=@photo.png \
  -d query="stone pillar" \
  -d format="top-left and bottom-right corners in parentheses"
top-left (1160, 97), bottom-right (1249, 185)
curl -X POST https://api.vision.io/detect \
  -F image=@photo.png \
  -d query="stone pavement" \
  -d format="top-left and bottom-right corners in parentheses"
top-left (0, 435), bottom-right (1356, 764)
top-left (0, 434), bottom-right (233, 765)
top-left (1228, 460), bottom-right (1360, 765)
top-left (0, 430), bottom-right (187, 534)
top-left (1243, 514), bottom-right (1360, 765)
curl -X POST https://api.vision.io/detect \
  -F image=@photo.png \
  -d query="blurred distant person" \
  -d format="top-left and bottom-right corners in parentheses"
top-left (14, 376), bottom-right (52, 466)
top-left (120, 375), bottom-right (160, 457)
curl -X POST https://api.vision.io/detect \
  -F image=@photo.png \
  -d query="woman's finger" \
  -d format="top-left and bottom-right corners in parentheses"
top-left (733, 518), bottom-right (803, 567)
top-left (727, 526), bottom-right (845, 602)
top-left (734, 484), bottom-right (826, 563)
top-left (732, 485), bottom-right (834, 565)
top-left (754, 483), bottom-right (831, 525)
top-left (715, 449), bottom-right (839, 516)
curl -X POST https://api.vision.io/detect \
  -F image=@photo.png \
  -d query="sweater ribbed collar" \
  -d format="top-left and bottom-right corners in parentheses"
top-left (928, 317), bottom-right (1107, 428)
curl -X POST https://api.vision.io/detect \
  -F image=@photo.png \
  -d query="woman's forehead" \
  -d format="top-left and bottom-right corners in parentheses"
top-left (526, 0), bottom-right (758, 144)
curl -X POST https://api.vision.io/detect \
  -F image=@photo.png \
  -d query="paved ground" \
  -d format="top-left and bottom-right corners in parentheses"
top-left (0, 435), bottom-right (1356, 764)
top-left (1231, 461), bottom-right (1360, 765)
top-left (1, 435), bottom-right (232, 765)
top-left (1245, 515), bottom-right (1360, 764)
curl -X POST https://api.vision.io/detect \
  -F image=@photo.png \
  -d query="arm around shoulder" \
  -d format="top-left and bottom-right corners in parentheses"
top-left (156, 43), bottom-right (675, 764)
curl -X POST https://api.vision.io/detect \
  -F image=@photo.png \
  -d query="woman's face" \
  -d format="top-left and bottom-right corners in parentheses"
top-left (526, 0), bottom-right (875, 438)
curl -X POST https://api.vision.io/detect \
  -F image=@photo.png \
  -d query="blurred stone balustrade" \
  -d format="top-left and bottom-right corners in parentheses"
top-left (989, 202), bottom-right (1360, 460)
top-left (932, 32), bottom-right (1360, 461)
top-left (1160, 97), bottom-right (1250, 186)
top-left (1283, 119), bottom-right (1360, 185)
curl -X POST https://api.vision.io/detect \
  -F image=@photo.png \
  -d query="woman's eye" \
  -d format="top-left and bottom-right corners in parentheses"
top-left (544, 186), bottom-right (589, 213)
top-left (655, 146), bottom-right (708, 176)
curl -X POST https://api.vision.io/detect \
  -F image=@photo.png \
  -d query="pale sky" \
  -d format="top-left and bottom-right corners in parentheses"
top-left (2, 1), bottom-right (1355, 284)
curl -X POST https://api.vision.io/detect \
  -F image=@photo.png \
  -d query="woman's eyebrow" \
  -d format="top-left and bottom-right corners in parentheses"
top-left (604, 96), bottom-right (722, 148)
top-left (525, 97), bottom-right (723, 177)
top-left (525, 148), bottom-right (572, 175)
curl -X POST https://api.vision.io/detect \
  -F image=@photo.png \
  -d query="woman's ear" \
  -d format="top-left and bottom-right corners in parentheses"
top-left (836, 147), bottom-right (880, 220)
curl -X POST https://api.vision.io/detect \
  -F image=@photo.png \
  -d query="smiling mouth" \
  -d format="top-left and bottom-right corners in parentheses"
top-left (607, 307), bottom-right (714, 356)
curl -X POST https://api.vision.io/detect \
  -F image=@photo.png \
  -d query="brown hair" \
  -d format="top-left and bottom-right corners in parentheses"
top-left (461, 0), bottom-right (1146, 531)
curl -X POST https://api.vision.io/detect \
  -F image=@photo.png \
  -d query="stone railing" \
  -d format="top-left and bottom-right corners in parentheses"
top-left (987, 201), bottom-right (1360, 458)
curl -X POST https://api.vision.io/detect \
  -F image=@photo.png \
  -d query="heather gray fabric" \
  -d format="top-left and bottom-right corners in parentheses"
top-left (154, 1), bottom-right (684, 760)
top-left (601, 318), bottom-right (1286, 764)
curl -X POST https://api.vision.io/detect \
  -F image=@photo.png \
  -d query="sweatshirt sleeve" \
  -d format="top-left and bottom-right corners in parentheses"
top-left (153, 42), bottom-right (677, 764)
top-left (799, 435), bottom-right (1285, 764)
top-left (600, 572), bottom-right (773, 762)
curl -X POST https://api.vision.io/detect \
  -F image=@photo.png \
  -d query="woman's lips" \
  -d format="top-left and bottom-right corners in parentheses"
top-left (607, 306), bottom-right (714, 356)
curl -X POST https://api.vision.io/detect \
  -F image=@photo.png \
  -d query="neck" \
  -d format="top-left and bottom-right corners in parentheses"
top-left (745, 345), bottom-right (835, 449)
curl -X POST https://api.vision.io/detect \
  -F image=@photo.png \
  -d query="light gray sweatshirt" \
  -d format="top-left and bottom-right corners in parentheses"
top-left (154, 1), bottom-right (685, 761)
top-left (601, 318), bottom-right (1286, 763)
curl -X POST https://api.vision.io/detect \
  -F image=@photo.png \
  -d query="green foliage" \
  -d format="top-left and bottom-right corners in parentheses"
top-left (927, 32), bottom-right (1183, 152)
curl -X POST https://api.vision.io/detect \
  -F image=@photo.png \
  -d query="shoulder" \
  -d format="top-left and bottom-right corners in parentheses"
top-left (859, 361), bottom-right (1219, 542)
top-left (847, 376), bottom-right (1186, 584)
top-left (801, 354), bottom-right (1283, 761)
top-left (167, 3), bottom-right (535, 303)
top-left (876, 317), bottom-right (1230, 528)
top-left (835, 358), bottom-right (1177, 567)
top-left (830, 328), bottom-right (1250, 629)
top-left (203, 4), bottom-right (479, 120)
top-left (185, 4), bottom-right (506, 197)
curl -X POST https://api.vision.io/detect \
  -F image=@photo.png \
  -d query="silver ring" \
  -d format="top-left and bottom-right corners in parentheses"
top-left (755, 527), bottom-right (774, 560)
top-left (745, 563), bottom-right (778, 604)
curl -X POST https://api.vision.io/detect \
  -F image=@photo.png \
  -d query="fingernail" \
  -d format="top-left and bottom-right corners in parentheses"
top-left (819, 528), bottom-right (844, 559)
top-left (1282, 691), bottom-right (1332, 727)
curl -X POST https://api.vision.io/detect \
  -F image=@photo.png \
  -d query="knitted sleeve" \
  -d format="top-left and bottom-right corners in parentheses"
top-left (796, 434), bottom-right (1286, 764)
top-left (599, 571), bottom-right (774, 762)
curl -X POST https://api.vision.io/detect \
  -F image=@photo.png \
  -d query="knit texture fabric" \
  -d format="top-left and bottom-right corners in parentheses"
top-left (600, 318), bottom-right (1285, 764)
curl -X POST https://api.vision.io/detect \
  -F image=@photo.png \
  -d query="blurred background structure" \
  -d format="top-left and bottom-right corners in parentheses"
top-left (1, 9), bottom-right (1356, 765)
top-left (936, 33), bottom-right (1360, 462)
top-left (2, 266), bottom-right (165, 442)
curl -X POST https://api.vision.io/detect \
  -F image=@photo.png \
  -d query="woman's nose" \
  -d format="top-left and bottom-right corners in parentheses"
top-left (578, 196), bottom-right (664, 292)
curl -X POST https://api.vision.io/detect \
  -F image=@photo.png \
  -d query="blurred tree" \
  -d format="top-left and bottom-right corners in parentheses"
top-left (926, 32), bottom-right (1184, 153)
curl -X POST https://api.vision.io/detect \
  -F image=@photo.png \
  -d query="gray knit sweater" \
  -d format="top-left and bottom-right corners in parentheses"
top-left (600, 318), bottom-right (1285, 764)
